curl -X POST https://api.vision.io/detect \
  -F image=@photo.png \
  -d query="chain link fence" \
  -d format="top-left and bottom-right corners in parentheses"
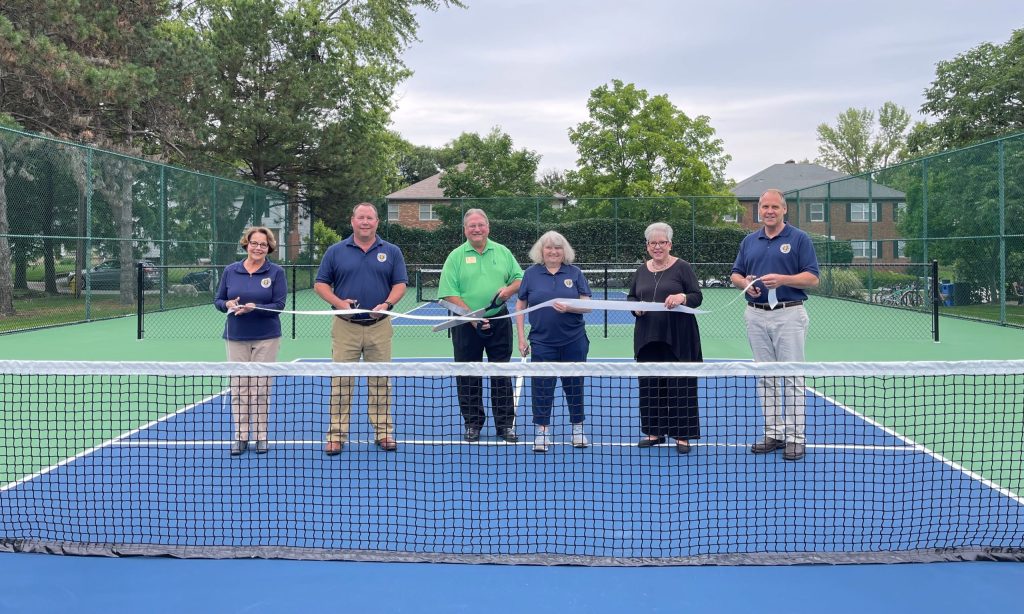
top-left (3, 126), bottom-right (1021, 337)
top-left (0, 126), bottom-right (302, 333)
top-left (785, 131), bottom-right (1024, 328)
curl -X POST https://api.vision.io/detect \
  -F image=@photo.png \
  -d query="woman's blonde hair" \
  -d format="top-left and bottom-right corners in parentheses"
top-left (528, 230), bottom-right (575, 264)
top-left (239, 226), bottom-right (278, 254)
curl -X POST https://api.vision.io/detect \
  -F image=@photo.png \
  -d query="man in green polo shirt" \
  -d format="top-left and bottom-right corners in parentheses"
top-left (438, 208), bottom-right (524, 443)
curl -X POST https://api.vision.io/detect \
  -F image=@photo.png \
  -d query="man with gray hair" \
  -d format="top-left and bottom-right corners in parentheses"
top-left (730, 189), bottom-right (819, 461)
top-left (438, 209), bottom-right (523, 443)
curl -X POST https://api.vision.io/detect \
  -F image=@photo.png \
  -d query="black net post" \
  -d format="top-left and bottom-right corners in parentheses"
top-left (931, 259), bottom-right (940, 343)
top-left (137, 262), bottom-right (144, 340)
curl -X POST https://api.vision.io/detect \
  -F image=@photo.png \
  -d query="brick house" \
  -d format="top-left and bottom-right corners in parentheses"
top-left (731, 161), bottom-right (908, 261)
top-left (384, 169), bottom-right (453, 230)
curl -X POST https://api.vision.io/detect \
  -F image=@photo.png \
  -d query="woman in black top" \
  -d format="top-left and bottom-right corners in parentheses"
top-left (627, 222), bottom-right (704, 454)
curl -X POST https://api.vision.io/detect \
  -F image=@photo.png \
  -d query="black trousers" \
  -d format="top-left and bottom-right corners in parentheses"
top-left (637, 342), bottom-right (701, 440)
top-left (451, 315), bottom-right (515, 431)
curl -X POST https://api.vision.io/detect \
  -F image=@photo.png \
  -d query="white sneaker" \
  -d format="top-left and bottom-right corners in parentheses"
top-left (532, 428), bottom-right (550, 453)
top-left (571, 424), bottom-right (589, 448)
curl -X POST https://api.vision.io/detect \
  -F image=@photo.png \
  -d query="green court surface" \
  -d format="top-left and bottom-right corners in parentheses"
top-left (2, 297), bottom-right (1020, 362)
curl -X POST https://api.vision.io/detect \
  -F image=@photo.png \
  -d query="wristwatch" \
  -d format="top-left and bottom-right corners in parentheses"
top-left (384, 301), bottom-right (395, 310)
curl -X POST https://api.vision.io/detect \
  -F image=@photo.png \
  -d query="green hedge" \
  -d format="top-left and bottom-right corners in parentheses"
top-left (382, 217), bottom-right (749, 266)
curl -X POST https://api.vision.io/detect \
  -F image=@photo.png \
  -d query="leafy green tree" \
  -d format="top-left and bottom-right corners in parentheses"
top-left (917, 28), bottom-right (1024, 150)
top-left (186, 0), bottom-right (461, 240)
top-left (396, 141), bottom-right (443, 186)
top-left (437, 128), bottom-right (543, 198)
top-left (563, 80), bottom-right (732, 225)
top-left (815, 102), bottom-right (911, 174)
top-left (566, 80), bottom-right (730, 197)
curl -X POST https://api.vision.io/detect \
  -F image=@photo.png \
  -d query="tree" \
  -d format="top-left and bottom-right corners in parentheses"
top-left (437, 128), bottom-right (543, 198)
top-left (563, 79), bottom-right (733, 224)
top-left (396, 141), bottom-right (443, 186)
top-left (815, 102), bottom-right (911, 175)
top-left (917, 28), bottom-right (1024, 150)
top-left (565, 80), bottom-right (730, 197)
top-left (0, 1), bottom-right (200, 303)
top-left (185, 0), bottom-right (462, 240)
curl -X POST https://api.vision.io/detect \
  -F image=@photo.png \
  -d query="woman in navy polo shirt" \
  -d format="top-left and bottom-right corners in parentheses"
top-left (515, 231), bottom-right (591, 453)
top-left (214, 227), bottom-right (287, 456)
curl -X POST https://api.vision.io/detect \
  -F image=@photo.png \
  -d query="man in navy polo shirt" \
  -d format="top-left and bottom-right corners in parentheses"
top-left (730, 189), bottom-right (819, 461)
top-left (315, 203), bottom-right (408, 455)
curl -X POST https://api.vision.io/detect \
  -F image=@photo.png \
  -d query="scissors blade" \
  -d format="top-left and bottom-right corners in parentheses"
top-left (432, 300), bottom-right (487, 332)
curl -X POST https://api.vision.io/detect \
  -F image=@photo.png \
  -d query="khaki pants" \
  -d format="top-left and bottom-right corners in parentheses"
top-left (327, 317), bottom-right (394, 444)
top-left (226, 337), bottom-right (281, 441)
top-left (743, 306), bottom-right (809, 444)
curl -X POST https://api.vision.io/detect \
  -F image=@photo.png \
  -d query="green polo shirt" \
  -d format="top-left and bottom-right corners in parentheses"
top-left (438, 239), bottom-right (523, 316)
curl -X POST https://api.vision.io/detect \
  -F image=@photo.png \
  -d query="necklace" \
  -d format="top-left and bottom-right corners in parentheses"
top-left (648, 260), bottom-right (673, 302)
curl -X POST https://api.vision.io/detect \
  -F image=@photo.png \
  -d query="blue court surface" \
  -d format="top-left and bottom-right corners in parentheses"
top-left (2, 358), bottom-right (1022, 612)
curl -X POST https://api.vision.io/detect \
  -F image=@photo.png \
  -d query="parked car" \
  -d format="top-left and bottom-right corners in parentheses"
top-left (68, 260), bottom-right (160, 291)
top-left (700, 277), bottom-right (729, 288)
top-left (181, 268), bottom-right (216, 292)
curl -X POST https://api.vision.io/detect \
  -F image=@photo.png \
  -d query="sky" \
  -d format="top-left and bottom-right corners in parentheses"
top-left (390, 0), bottom-right (1024, 183)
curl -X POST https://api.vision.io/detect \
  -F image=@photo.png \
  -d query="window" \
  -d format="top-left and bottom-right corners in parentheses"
top-left (894, 202), bottom-right (906, 222)
top-left (387, 204), bottom-right (400, 222)
top-left (851, 240), bottom-right (879, 258)
top-left (849, 202), bottom-right (878, 222)
top-left (809, 203), bottom-right (824, 222)
top-left (722, 211), bottom-right (737, 223)
top-left (895, 240), bottom-right (907, 259)
top-left (419, 204), bottom-right (439, 221)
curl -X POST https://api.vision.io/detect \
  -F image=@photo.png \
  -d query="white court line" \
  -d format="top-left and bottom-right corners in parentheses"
top-left (113, 439), bottom-right (916, 451)
top-left (0, 389), bottom-right (229, 492)
top-left (806, 384), bottom-right (1024, 505)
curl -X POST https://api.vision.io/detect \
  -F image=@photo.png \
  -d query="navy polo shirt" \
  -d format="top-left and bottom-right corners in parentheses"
top-left (316, 235), bottom-right (408, 319)
top-left (517, 263), bottom-right (591, 345)
top-left (214, 259), bottom-right (287, 341)
top-left (731, 224), bottom-right (819, 303)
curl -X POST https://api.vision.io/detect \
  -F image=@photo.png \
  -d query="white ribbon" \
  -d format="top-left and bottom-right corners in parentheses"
top-left (243, 276), bottom-right (768, 326)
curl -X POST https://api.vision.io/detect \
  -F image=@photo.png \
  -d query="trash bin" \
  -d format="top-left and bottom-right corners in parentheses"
top-left (939, 281), bottom-right (955, 307)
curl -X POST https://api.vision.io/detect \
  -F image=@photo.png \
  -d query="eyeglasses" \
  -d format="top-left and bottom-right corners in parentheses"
top-left (248, 241), bottom-right (269, 249)
top-left (647, 240), bottom-right (670, 248)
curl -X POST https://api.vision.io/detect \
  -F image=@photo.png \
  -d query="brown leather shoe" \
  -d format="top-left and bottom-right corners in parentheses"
top-left (376, 437), bottom-right (398, 452)
top-left (324, 441), bottom-right (344, 456)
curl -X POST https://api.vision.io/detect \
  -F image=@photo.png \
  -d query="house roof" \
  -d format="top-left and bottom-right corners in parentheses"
top-left (386, 170), bottom-right (446, 200)
top-left (732, 162), bottom-right (905, 200)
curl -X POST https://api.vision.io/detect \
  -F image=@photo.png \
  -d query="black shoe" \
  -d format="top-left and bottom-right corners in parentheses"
top-left (783, 442), bottom-right (806, 461)
top-left (637, 436), bottom-right (666, 448)
top-left (230, 440), bottom-right (247, 456)
top-left (254, 440), bottom-right (269, 454)
top-left (464, 427), bottom-right (481, 443)
top-left (498, 428), bottom-right (518, 443)
top-left (324, 441), bottom-right (344, 456)
top-left (751, 437), bottom-right (786, 454)
top-left (675, 440), bottom-right (692, 454)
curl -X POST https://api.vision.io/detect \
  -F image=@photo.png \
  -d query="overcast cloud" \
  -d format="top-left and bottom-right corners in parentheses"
top-left (390, 0), bottom-right (1024, 183)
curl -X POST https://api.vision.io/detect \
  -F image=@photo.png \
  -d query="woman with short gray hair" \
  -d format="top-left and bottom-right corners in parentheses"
top-left (627, 222), bottom-right (704, 454)
top-left (516, 231), bottom-right (592, 452)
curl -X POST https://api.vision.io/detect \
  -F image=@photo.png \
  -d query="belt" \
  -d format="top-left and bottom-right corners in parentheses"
top-left (748, 300), bottom-right (804, 311)
top-left (336, 316), bottom-right (381, 326)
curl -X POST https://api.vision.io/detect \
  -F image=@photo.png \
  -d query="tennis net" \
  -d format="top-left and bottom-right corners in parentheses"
top-left (1, 359), bottom-right (1022, 565)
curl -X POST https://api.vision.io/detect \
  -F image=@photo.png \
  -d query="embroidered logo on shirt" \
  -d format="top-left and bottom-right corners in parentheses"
top-left (564, 279), bottom-right (574, 288)
top-left (465, 256), bottom-right (477, 264)
top-left (377, 253), bottom-right (387, 263)
top-left (780, 243), bottom-right (792, 254)
top-left (261, 278), bottom-right (272, 288)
